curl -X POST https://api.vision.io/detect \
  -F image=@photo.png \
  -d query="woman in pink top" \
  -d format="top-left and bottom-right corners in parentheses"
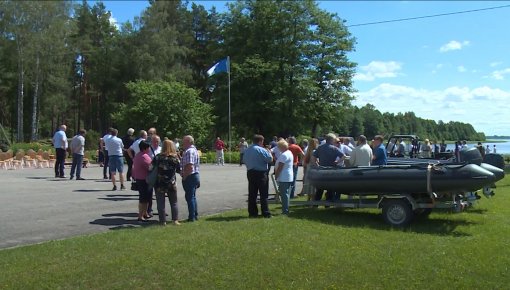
top-left (132, 141), bottom-right (152, 222)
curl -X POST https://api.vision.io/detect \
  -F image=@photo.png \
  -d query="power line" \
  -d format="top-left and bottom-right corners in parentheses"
top-left (347, 4), bottom-right (510, 27)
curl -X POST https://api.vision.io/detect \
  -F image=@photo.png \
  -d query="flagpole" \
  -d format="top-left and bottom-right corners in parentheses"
top-left (228, 56), bottom-right (231, 164)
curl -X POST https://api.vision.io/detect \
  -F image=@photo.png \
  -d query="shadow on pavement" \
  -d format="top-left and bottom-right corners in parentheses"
top-left (288, 207), bottom-right (475, 237)
top-left (106, 194), bottom-right (138, 197)
top-left (73, 189), bottom-right (107, 192)
top-left (98, 197), bottom-right (138, 201)
top-left (26, 177), bottom-right (50, 180)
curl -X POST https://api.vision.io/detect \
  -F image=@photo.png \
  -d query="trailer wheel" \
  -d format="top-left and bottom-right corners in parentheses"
top-left (382, 199), bottom-right (414, 227)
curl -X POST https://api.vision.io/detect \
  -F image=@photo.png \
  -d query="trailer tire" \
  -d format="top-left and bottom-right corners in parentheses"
top-left (382, 199), bottom-right (414, 227)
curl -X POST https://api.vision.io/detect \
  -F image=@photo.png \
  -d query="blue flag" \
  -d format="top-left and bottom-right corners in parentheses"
top-left (207, 58), bottom-right (229, 76)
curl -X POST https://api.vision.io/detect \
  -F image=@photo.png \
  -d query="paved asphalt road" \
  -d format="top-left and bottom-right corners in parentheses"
top-left (0, 163), bottom-right (301, 249)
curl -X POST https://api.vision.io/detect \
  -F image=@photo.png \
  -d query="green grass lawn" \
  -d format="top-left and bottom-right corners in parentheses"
top-left (1, 176), bottom-right (510, 289)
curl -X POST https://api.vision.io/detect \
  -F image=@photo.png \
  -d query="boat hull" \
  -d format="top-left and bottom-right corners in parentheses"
top-left (308, 164), bottom-right (496, 194)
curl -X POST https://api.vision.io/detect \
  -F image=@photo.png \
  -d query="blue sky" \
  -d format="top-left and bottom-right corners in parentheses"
top-left (98, 0), bottom-right (510, 136)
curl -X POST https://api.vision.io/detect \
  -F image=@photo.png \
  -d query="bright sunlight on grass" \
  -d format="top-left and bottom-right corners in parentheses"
top-left (1, 173), bottom-right (510, 289)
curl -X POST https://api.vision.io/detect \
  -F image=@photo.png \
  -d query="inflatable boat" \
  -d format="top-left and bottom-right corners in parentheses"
top-left (307, 163), bottom-right (497, 194)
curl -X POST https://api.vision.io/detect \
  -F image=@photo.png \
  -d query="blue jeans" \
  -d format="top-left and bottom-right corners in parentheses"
top-left (182, 173), bottom-right (199, 221)
top-left (278, 182), bottom-right (293, 215)
top-left (290, 165), bottom-right (299, 198)
top-left (70, 153), bottom-right (83, 178)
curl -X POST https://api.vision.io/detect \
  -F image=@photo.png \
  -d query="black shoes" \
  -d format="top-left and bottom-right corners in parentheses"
top-left (76, 177), bottom-right (85, 180)
top-left (120, 184), bottom-right (126, 190)
top-left (112, 185), bottom-right (117, 191)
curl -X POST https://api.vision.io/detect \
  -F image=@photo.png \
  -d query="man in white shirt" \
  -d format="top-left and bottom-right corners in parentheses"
top-left (148, 135), bottom-right (162, 160)
top-left (274, 140), bottom-right (294, 215)
top-left (70, 129), bottom-right (87, 180)
top-left (128, 130), bottom-right (148, 158)
top-left (104, 128), bottom-right (125, 191)
top-left (52, 124), bottom-right (68, 178)
top-left (350, 135), bottom-right (373, 167)
top-left (101, 128), bottom-right (113, 179)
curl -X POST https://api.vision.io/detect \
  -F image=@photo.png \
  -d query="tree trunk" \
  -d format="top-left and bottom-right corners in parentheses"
top-left (16, 41), bottom-right (24, 142)
top-left (311, 120), bottom-right (318, 138)
top-left (31, 53), bottom-right (40, 141)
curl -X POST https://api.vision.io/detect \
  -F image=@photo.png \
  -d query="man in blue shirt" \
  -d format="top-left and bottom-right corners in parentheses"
top-left (243, 134), bottom-right (273, 218)
top-left (312, 133), bottom-right (344, 202)
top-left (372, 135), bottom-right (388, 166)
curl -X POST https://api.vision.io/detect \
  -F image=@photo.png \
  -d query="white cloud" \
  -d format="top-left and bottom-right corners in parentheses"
top-left (353, 61), bottom-right (402, 82)
top-left (439, 40), bottom-right (470, 53)
top-left (491, 68), bottom-right (510, 80)
top-left (490, 62), bottom-right (502, 67)
top-left (109, 15), bottom-right (120, 30)
top-left (457, 66), bottom-right (466, 73)
top-left (354, 83), bottom-right (510, 135)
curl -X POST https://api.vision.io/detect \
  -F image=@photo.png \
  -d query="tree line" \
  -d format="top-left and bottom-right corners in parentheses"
top-left (0, 0), bottom-right (484, 148)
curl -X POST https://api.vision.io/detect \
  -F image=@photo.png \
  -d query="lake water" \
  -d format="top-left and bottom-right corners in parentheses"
top-left (443, 140), bottom-right (510, 154)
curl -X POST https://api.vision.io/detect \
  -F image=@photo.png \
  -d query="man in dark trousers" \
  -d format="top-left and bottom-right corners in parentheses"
top-left (52, 125), bottom-right (68, 178)
top-left (122, 128), bottom-right (135, 181)
top-left (243, 134), bottom-right (274, 218)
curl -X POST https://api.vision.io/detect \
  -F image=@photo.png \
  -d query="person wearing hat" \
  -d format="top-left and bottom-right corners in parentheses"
top-left (122, 128), bottom-right (135, 181)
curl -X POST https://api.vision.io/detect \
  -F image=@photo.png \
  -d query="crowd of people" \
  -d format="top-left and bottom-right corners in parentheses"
top-left (52, 125), bottom-right (199, 226)
top-left (52, 125), bottom-right (501, 221)
top-left (242, 133), bottom-right (390, 217)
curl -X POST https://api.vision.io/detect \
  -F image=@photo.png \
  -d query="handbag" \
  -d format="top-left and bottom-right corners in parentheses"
top-left (130, 181), bottom-right (139, 191)
top-left (146, 151), bottom-right (159, 187)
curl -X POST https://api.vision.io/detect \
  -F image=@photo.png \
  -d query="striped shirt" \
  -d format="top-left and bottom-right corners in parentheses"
top-left (181, 145), bottom-right (200, 174)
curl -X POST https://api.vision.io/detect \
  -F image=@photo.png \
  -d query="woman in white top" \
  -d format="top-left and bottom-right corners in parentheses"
top-left (275, 140), bottom-right (294, 215)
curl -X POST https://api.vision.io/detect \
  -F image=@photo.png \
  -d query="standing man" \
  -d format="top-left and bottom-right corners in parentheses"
top-left (287, 137), bottom-right (304, 199)
top-left (128, 130), bottom-right (148, 159)
top-left (243, 134), bottom-right (273, 218)
top-left (52, 125), bottom-right (68, 178)
top-left (215, 136), bottom-right (226, 166)
top-left (122, 128), bottom-right (135, 181)
top-left (372, 135), bottom-right (388, 166)
top-left (102, 128), bottom-right (113, 179)
top-left (70, 129), bottom-right (87, 180)
top-left (181, 135), bottom-right (200, 222)
top-left (238, 137), bottom-right (248, 166)
top-left (104, 128), bottom-right (125, 191)
top-left (311, 133), bottom-right (344, 203)
top-left (350, 135), bottom-right (373, 166)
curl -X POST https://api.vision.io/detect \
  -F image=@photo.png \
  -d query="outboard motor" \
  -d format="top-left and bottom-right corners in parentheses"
top-left (460, 148), bottom-right (483, 165)
top-left (483, 153), bottom-right (505, 169)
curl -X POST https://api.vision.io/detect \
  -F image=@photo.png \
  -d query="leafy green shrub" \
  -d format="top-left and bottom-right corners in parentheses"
top-left (85, 150), bottom-right (98, 163)
top-left (201, 151), bottom-right (240, 164)
top-left (10, 142), bottom-right (53, 152)
top-left (84, 129), bottom-right (101, 150)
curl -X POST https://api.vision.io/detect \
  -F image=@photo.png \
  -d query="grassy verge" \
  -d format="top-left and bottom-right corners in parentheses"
top-left (1, 177), bottom-right (510, 289)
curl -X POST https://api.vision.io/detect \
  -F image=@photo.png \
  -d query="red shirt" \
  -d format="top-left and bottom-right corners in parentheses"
top-left (288, 144), bottom-right (304, 166)
top-left (215, 140), bottom-right (225, 150)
